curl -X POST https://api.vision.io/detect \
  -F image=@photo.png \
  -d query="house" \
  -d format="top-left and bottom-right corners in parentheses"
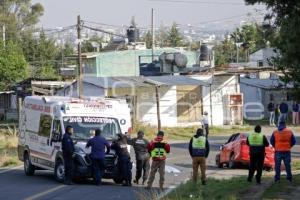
top-left (249, 48), bottom-right (278, 68)
top-left (77, 48), bottom-right (198, 77)
top-left (240, 77), bottom-right (294, 120)
top-left (56, 76), bottom-right (207, 127)
top-left (190, 73), bottom-right (243, 126)
top-left (0, 91), bottom-right (17, 121)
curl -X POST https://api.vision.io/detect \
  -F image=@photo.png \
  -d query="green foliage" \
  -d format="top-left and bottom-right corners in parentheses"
top-left (28, 31), bottom-right (60, 79)
top-left (245, 0), bottom-right (300, 88)
top-left (142, 31), bottom-right (153, 49)
top-left (167, 22), bottom-right (183, 47)
top-left (164, 177), bottom-right (251, 200)
top-left (157, 23), bottom-right (168, 47)
top-left (81, 35), bottom-right (104, 53)
top-left (0, 0), bottom-right (44, 41)
top-left (0, 41), bottom-right (28, 90)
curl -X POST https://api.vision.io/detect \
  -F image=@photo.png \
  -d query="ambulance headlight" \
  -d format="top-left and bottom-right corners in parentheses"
top-left (74, 146), bottom-right (85, 155)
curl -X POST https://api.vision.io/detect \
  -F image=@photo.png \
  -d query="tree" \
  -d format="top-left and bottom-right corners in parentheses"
top-left (245, 0), bottom-right (300, 90)
top-left (213, 38), bottom-right (235, 67)
top-left (0, 41), bottom-right (28, 90)
top-left (0, 0), bottom-right (44, 41)
top-left (157, 23), bottom-right (168, 47)
top-left (81, 35), bottom-right (104, 53)
top-left (30, 31), bottom-right (60, 79)
top-left (167, 23), bottom-right (183, 47)
top-left (142, 31), bottom-right (153, 49)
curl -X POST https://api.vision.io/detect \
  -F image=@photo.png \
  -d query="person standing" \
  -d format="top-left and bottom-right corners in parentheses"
top-left (130, 130), bottom-right (150, 185)
top-left (268, 101), bottom-right (275, 126)
top-left (246, 125), bottom-right (269, 184)
top-left (270, 119), bottom-right (296, 182)
top-left (275, 104), bottom-right (281, 126)
top-left (292, 101), bottom-right (299, 125)
top-left (86, 129), bottom-right (110, 186)
top-left (61, 126), bottom-right (75, 185)
top-left (279, 101), bottom-right (288, 125)
top-left (147, 131), bottom-right (170, 191)
top-left (202, 111), bottom-right (209, 137)
top-left (189, 128), bottom-right (210, 185)
top-left (111, 134), bottom-right (132, 186)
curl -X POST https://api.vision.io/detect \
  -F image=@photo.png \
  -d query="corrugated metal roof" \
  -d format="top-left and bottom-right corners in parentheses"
top-left (82, 75), bottom-right (207, 89)
top-left (240, 77), bottom-right (293, 89)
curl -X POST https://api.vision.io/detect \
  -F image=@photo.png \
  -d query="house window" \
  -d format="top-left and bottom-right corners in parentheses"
top-left (258, 60), bottom-right (264, 67)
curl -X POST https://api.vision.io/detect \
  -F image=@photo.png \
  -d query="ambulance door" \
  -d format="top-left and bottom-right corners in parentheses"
top-left (37, 114), bottom-right (55, 168)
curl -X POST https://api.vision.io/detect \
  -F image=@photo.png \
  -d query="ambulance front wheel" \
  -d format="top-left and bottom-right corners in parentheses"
top-left (24, 153), bottom-right (35, 176)
top-left (54, 159), bottom-right (65, 183)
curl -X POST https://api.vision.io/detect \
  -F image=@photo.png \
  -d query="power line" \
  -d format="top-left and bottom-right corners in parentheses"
top-left (82, 25), bottom-right (127, 38)
top-left (148, 0), bottom-right (245, 6)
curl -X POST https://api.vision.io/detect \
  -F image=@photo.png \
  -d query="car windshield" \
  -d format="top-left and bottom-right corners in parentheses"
top-left (63, 116), bottom-right (121, 140)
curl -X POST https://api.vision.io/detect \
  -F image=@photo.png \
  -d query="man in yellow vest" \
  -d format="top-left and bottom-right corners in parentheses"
top-left (189, 128), bottom-right (210, 185)
top-left (146, 131), bottom-right (170, 190)
top-left (246, 125), bottom-right (269, 184)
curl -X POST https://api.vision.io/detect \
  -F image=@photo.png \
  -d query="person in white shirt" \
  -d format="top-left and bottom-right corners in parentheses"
top-left (202, 111), bottom-right (209, 137)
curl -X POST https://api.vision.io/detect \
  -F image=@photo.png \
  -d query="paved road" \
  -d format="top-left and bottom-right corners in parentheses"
top-left (0, 133), bottom-right (299, 200)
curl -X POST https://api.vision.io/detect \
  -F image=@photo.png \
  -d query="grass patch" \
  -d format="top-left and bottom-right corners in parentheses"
top-left (0, 129), bottom-right (20, 167)
top-left (292, 159), bottom-right (300, 171)
top-left (163, 176), bottom-right (251, 200)
top-left (263, 174), bottom-right (300, 199)
top-left (133, 122), bottom-right (252, 140)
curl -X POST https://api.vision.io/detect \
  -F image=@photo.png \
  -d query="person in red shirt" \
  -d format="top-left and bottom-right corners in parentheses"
top-left (146, 131), bottom-right (170, 190)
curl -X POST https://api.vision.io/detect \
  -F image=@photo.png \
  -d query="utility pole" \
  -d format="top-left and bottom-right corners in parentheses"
top-left (151, 8), bottom-right (155, 62)
top-left (155, 86), bottom-right (161, 131)
top-left (2, 25), bottom-right (5, 47)
top-left (77, 15), bottom-right (83, 99)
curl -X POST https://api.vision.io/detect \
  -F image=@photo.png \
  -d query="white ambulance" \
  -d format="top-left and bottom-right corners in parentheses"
top-left (18, 96), bottom-right (131, 183)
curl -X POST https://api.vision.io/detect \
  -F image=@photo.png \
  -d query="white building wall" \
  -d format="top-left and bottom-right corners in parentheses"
top-left (138, 86), bottom-right (177, 127)
top-left (191, 75), bottom-right (239, 126)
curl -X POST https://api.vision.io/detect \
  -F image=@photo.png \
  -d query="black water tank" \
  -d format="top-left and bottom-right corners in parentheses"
top-left (127, 26), bottom-right (139, 43)
top-left (200, 44), bottom-right (209, 61)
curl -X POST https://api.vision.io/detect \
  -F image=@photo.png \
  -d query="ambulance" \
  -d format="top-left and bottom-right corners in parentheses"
top-left (18, 96), bottom-right (131, 183)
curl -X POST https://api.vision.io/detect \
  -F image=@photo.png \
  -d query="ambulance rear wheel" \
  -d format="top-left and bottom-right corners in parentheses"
top-left (54, 159), bottom-right (65, 183)
top-left (24, 153), bottom-right (35, 176)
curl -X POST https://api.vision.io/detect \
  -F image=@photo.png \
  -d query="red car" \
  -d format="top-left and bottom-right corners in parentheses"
top-left (215, 133), bottom-right (275, 170)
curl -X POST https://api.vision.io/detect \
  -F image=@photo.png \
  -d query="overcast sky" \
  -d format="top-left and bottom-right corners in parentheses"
top-left (32, 0), bottom-right (266, 29)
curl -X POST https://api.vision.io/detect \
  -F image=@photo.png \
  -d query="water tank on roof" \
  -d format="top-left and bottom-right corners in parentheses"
top-left (200, 43), bottom-right (209, 61)
top-left (127, 26), bottom-right (139, 43)
top-left (159, 52), bottom-right (188, 73)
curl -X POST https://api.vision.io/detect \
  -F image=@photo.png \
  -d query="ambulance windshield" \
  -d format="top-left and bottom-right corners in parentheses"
top-left (63, 116), bottom-right (121, 140)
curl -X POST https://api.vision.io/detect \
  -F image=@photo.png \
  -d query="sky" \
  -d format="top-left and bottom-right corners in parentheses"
top-left (32, 0), bottom-right (267, 30)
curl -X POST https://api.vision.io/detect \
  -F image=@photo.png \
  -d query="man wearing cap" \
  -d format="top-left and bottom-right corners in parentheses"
top-left (246, 125), bottom-right (269, 184)
top-left (270, 119), bottom-right (296, 182)
top-left (146, 131), bottom-right (170, 190)
top-left (130, 130), bottom-right (150, 185)
top-left (189, 128), bottom-right (210, 185)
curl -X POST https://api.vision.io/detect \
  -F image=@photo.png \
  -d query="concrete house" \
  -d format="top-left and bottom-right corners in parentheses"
top-left (57, 76), bottom-right (207, 127)
top-left (240, 77), bottom-right (294, 120)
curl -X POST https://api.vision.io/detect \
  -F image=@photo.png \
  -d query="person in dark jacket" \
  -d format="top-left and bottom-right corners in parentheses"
top-left (292, 101), bottom-right (299, 125)
top-left (268, 101), bottom-right (275, 126)
top-left (61, 125), bottom-right (75, 185)
top-left (246, 125), bottom-right (269, 184)
top-left (130, 130), bottom-right (150, 185)
top-left (270, 119), bottom-right (296, 182)
top-left (279, 102), bottom-right (288, 125)
top-left (111, 134), bottom-right (132, 186)
top-left (86, 129), bottom-right (110, 186)
top-left (189, 128), bottom-right (210, 185)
